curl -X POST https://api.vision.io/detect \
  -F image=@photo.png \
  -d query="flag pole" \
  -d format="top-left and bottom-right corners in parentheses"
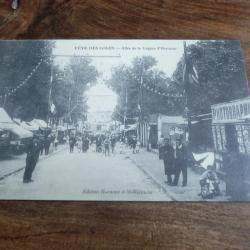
top-left (3, 94), bottom-right (7, 108)
top-left (183, 41), bottom-right (192, 146)
top-left (124, 83), bottom-right (127, 130)
top-left (47, 56), bottom-right (53, 127)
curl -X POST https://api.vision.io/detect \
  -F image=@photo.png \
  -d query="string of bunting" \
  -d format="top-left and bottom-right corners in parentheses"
top-left (0, 57), bottom-right (46, 99)
top-left (141, 82), bottom-right (184, 98)
top-left (106, 82), bottom-right (183, 99)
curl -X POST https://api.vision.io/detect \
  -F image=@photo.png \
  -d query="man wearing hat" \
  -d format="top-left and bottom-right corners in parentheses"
top-left (173, 137), bottom-right (188, 186)
top-left (23, 135), bottom-right (41, 183)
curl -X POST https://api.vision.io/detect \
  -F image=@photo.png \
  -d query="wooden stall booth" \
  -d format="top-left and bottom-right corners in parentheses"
top-left (211, 97), bottom-right (250, 200)
top-left (157, 115), bottom-right (190, 144)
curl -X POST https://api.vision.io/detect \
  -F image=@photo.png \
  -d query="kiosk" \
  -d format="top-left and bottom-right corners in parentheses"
top-left (211, 97), bottom-right (250, 200)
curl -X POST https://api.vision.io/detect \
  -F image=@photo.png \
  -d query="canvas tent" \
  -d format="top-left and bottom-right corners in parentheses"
top-left (31, 119), bottom-right (48, 128)
top-left (0, 107), bottom-right (13, 124)
top-left (13, 118), bottom-right (35, 132)
top-left (28, 119), bottom-right (48, 131)
top-left (0, 108), bottom-right (32, 139)
top-left (25, 121), bottom-right (40, 131)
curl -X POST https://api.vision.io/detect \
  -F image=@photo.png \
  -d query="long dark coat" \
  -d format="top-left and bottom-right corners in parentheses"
top-left (162, 144), bottom-right (175, 175)
top-left (175, 144), bottom-right (188, 168)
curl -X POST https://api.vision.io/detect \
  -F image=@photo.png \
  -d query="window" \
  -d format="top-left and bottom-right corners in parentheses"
top-left (214, 152), bottom-right (223, 172)
top-left (212, 125), bottom-right (227, 152)
top-left (212, 126), bottom-right (218, 150)
top-left (241, 124), bottom-right (250, 154)
top-left (220, 126), bottom-right (227, 151)
top-left (236, 125), bottom-right (245, 153)
top-left (242, 125), bottom-right (250, 154)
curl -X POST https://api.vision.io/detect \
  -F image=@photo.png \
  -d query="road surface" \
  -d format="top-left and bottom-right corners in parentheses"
top-left (0, 147), bottom-right (172, 201)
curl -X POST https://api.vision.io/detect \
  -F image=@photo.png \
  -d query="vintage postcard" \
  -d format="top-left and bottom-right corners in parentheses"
top-left (0, 39), bottom-right (249, 201)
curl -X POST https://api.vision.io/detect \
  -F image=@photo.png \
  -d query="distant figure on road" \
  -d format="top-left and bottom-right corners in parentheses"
top-left (23, 136), bottom-right (41, 183)
top-left (104, 137), bottom-right (110, 156)
top-left (44, 136), bottom-right (51, 155)
top-left (135, 140), bottom-right (140, 153)
top-left (173, 138), bottom-right (188, 187)
top-left (96, 135), bottom-right (102, 153)
top-left (124, 136), bottom-right (128, 148)
top-left (54, 136), bottom-right (58, 150)
top-left (110, 136), bottom-right (116, 154)
top-left (162, 138), bottom-right (175, 185)
top-left (131, 136), bottom-right (137, 154)
top-left (75, 137), bottom-right (82, 153)
top-left (69, 135), bottom-right (76, 153)
top-left (40, 136), bottom-right (45, 155)
top-left (82, 136), bottom-right (89, 152)
top-left (128, 136), bottom-right (133, 148)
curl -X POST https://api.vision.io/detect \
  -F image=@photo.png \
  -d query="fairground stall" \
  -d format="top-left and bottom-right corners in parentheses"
top-left (157, 115), bottom-right (196, 144)
top-left (0, 108), bottom-right (33, 155)
top-left (211, 96), bottom-right (250, 200)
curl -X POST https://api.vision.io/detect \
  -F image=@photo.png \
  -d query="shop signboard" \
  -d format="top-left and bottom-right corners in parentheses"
top-left (212, 97), bottom-right (250, 124)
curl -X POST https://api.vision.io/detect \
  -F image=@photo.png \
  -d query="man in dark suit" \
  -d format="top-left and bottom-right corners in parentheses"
top-left (69, 135), bottom-right (76, 153)
top-left (173, 138), bottom-right (188, 187)
top-left (23, 135), bottom-right (41, 183)
top-left (44, 135), bottom-right (51, 155)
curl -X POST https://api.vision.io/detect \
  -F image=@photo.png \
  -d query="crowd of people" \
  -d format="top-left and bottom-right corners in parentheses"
top-left (68, 133), bottom-right (118, 157)
top-left (67, 132), bottom-right (141, 157)
top-left (69, 133), bottom-right (90, 153)
top-left (22, 129), bottom-right (221, 199)
top-left (23, 130), bottom-right (140, 165)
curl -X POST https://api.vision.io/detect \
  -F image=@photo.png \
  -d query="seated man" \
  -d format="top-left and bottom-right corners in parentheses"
top-left (200, 165), bottom-right (220, 198)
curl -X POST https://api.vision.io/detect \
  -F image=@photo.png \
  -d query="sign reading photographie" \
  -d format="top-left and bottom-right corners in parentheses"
top-left (0, 39), bottom-right (249, 201)
top-left (212, 97), bottom-right (250, 124)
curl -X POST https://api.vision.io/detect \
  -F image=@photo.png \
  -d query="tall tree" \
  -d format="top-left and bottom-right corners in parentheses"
top-left (107, 56), bottom-right (183, 124)
top-left (0, 40), bottom-right (55, 120)
top-left (172, 40), bottom-right (249, 115)
top-left (51, 57), bottom-right (98, 124)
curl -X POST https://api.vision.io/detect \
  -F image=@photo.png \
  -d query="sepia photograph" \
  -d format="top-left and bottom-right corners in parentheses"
top-left (0, 39), bottom-right (249, 201)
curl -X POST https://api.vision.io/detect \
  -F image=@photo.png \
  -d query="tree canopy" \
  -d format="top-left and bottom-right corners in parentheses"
top-left (51, 57), bottom-right (99, 124)
top-left (107, 56), bottom-right (184, 124)
top-left (0, 41), bottom-right (99, 124)
top-left (0, 40), bottom-right (55, 120)
top-left (172, 40), bottom-right (249, 115)
top-left (1, 40), bottom-right (247, 126)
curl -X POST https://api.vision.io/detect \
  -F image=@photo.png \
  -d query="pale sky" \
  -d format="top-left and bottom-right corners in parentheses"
top-left (53, 40), bottom-right (197, 113)
top-left (85, 83), bottom-right (117, 113)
